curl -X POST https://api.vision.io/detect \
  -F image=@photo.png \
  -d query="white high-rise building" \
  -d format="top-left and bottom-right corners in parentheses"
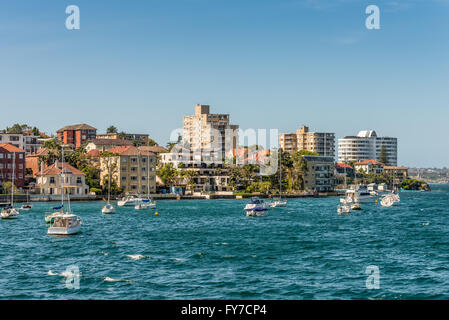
top-left (338, 130), bottom-right (397, 165)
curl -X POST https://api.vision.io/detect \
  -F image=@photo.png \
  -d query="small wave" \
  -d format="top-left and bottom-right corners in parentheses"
top-left (422, 222), bottom-right (430, 226)
top-left (104, 277), bottom-right (132, 283)
top-left (170, 258), bottom-right (186, 262)
top-left (126, 254), bottom-right (145, 260)
top-left (47, 270), bottom-right (58, 276)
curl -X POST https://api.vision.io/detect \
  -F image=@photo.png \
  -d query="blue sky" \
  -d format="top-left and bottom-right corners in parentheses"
top-left (0, 0), bottom-right (448, 167)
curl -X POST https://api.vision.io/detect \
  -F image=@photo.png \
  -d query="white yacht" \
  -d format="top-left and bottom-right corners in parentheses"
top-left (270, 151), bottom-right (287, 208)
top-left (48, 213), bottom-right (82, 235)
top-left (345, 186), bottom-right (378, 203)
top-left (1, 152), bottom-right (19, 219)
top-left (102, 156), bottom-right (115, 214)
top-left (380, 193), bottom-right (400, 207)
top-left (338, 205), bottom-right (351, 215)
top-left (245, 197), bottom-right (268, 217)
top-left (117, 195), bottom-right (141, 207)
top-left (20, 191), bottom-right (33, 211)
top-left (45, 147), bottom-right (82, 236)
top-left (134, 151), bottom-right (156, 211)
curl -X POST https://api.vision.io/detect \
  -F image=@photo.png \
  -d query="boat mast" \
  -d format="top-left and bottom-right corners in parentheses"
top-left (61, 147), bottom-right (64, 212)
top-left (279, 149), bottom-right (282, 199)
top-left (147, 153), bottom-right (150, 199)
top-left (137, 150), bottom-right (141, 197)
top-left (11, 152), bottom-right (15, 206)
top-left (107, 156), bottom-right (111, 204)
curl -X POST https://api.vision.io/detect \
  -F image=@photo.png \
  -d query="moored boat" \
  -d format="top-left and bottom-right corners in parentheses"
top-left (245, 197), bottom-right (268, 217)
top-left (47, 213), bottom-right (82, 235)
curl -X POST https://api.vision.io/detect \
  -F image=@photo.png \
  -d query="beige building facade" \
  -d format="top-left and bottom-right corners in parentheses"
top-left (100, 146), bottom-right (156, 195)
top-left (280, 126), bottom-right (335, 157)
top-left (182, 104), bottom-right (239, 162)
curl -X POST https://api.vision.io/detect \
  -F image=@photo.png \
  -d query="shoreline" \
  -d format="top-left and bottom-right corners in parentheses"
top-left (0, 192), bottom-right (345, 203)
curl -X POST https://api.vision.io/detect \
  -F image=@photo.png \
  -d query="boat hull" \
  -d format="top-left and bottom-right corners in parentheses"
top-left (48, 224), bottom-right (81, 235)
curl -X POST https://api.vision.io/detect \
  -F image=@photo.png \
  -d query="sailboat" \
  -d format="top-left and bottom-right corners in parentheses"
top-left (46, 148), bottom-right (82, 235)
top-left (270, 150), bottom-right (287, 208)
top-left (102, 156), bottom-right (115, 214)
top-left (20, 191), bottom-right (33, 211)
top-left (135, 151), bottom-right (156, 210)
top-left (1, 152), bottom-right (20, 219)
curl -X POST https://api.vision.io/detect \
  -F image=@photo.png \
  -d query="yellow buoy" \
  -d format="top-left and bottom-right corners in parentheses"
top-left (155, 212), bottom-right (159, 215)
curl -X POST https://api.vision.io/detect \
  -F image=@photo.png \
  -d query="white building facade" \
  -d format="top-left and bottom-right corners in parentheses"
top-left (338, 130), bottom-right (398, 166)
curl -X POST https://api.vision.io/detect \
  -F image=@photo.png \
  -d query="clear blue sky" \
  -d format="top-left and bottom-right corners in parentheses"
top-left (0, 0), bottom-right (448, 167)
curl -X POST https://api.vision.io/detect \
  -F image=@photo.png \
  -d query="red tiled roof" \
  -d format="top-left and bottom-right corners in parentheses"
top-left (27, 148), bottom-right (49, 158)
top-left (86, 149), bottom-right (101, 157)
top-left (139, 145), bottom-right (167, 153)
top-left (336, 163), bottom-right (353, 169)
top-left (0, 143), bottom-right (26, 153)
top-left (354, 160), bottom-right (384, 166)
top-left (37, 162), bottom-right (85, 176)
top-left (384, 166), bottom-right (408, 170)
top-left (91, 138), bottom-right (133, 146)
top-left (108, 146), bottom-right (155, 157)
top-left (57, 124), bottom-right (97, 132)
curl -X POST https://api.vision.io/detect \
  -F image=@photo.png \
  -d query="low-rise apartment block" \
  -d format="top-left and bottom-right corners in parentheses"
top-left (280, 126), bottom-right (335, 157)
top-left (100, 146), bottom-right (156, 195)
top-left (0, 143), bottom-right (26, 188)
top-left (57, 124), bottom-right (97, 148)
top-left (303, 155), bottom-right (336, 192)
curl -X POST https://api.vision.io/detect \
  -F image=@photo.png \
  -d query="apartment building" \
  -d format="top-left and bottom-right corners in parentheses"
top-left (338, 130), bottom-right (398, 165)
top-left (303, 155), bottom-right (336, 192)
top-left (56, 124), bottom-right (97, 148)
top-left (280, 126), bottom-right (335, 157)
top-left (182, 104), bottom-right (239, 163)
top-left (100, 146), bottom-right (156, 195)
top-left (0, 144), bottom-right (26, 188)
top-left (85, 138), bottom-right (133, 153)
top-left (384, 166), bottom-right (408, 184)
top-left (0, 133), bottom-right (41, 154)
top-left (96, 133), bottom-right (149, 146)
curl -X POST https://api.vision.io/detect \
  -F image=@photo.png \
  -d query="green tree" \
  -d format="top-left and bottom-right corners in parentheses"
top-left (107, 125), bottom-right (118, 134)
top-left (147, 138), bottom-right (158, 146)
top-left (157, 163), bottom-right (178, 187)
top-left (379, 144), bottom-right (388, 165)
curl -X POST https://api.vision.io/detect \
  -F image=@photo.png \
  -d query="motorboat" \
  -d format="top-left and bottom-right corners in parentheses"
top-left (117, 195), bottom-right (141, 207)
top-left (47, 213), bottom-right (82, 235)
top-left (245, 197), bottom-right (268, 217)
top-left (20, 203), bottom-right (33, 211)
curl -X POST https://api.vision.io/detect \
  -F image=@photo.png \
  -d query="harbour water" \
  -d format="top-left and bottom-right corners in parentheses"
top-left (1, 185), bottom-right (449, 300)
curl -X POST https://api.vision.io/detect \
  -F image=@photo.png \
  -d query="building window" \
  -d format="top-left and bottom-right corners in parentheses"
top-left (77, 177), bottom-right (82, 184)
top-left (50, 177), bottom-right (55, 184)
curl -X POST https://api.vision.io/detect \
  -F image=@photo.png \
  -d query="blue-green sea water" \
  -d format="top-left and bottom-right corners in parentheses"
top-left (1, 185), bottom-right (449, 300)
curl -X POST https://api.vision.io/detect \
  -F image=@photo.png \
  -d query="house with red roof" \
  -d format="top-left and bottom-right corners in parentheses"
top-left (36, 160), bottom-right (89, 196)
top-left (354, 160), bottom-right (384, 175)
top-left (0, 143), bottom-right (26, 188)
